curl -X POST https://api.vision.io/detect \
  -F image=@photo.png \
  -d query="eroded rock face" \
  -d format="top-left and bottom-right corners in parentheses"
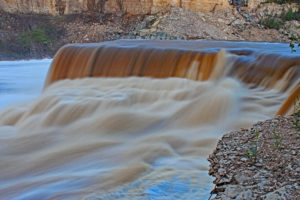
top-left (0, 0), bottom-right (85, 15)
top-left (0, 0), bottom-right (264, 15)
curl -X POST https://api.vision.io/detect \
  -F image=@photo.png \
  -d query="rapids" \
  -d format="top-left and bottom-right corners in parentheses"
top-left (0, 40), bottom-right (299, 199)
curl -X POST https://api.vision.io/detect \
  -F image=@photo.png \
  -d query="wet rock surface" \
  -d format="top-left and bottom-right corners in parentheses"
top-left (208, 114), bottom-right (300, 199)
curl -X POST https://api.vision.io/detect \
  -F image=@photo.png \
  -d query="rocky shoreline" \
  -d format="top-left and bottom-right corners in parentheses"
top-left (1, 2), bottom-right (299, 60)
top-left (208, 113), bottom-right (300, 199)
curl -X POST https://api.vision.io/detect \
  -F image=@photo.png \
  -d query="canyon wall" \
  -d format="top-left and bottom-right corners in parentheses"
top-left (0, 0), bottom-right (263, 15)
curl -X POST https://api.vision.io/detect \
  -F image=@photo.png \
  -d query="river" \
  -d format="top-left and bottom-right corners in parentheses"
top-left (0, 40), bottom-right (299, 199)
top-left (0, 59), bottom-right (51, 110)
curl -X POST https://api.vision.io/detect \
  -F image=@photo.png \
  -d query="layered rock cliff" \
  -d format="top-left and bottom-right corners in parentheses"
top-left (0, 0), bottom-right (264, 15)
top-left (1, 1), bottom-right (299, 60)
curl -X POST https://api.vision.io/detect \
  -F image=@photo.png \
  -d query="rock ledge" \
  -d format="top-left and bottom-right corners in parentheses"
top-left (208, 114), bottom-right (300, 199)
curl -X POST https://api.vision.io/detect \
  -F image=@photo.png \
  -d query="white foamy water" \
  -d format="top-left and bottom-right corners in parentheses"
top-left (0, 75), bottom-right (286, 199)
top-left (2, 39), bottom-right (298, 199)
top-left (0, 59), bottom-right (51, 110)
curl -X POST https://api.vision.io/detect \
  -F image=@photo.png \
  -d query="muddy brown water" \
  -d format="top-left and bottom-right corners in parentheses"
top-left (0, 40), bottom-right (299, 199)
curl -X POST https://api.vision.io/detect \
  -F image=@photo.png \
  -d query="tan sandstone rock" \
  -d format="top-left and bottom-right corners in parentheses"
top-left (0, 0), bottom-right (264, 15)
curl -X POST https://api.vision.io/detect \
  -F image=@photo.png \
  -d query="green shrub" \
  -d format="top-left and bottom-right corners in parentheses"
top-left (259, 6), bottom-right (300, 30)
top-left (17, 33), bottom-right (31, 48)
top-left (289, 38), bottom-right (300, 52)
top-left (17, 27), bottom-right (51, 48)
top-left (280, 8), bottom-right (300, 21)
top-left (262, 0), bottom-right (299, 4)
top-left (259, 16), bottom-right (283, 29)
top-left (245, 130), bottom-right (261, 163)
top-left (31, 28), bottom-right (51, 44)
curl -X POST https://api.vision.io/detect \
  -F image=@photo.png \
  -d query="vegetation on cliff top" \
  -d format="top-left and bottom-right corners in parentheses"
top-left (1, 1), bottom-right (300, 60)
top-left (0, 12), bottom-right (62, 59)
top-left (263, 0), bottom-right (299, 4)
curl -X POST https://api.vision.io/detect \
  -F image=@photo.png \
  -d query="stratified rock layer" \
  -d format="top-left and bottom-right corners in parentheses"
top-left (0, 0), bottom-right (265, 15)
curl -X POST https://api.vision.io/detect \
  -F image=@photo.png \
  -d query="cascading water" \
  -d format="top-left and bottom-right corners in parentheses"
top-left (0, 40), bottom-right (299, 199)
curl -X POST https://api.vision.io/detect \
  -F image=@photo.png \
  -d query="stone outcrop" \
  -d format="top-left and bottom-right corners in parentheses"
top-left (208, 115), bottom-right (300, 199)
top-left (2, 2), bottom-right (297, 60)
top-left (0, 0), bottom-right (264, 15)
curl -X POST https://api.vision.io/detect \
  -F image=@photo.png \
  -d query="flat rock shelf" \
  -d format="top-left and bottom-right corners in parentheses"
top-left (208, 114), bottom-right (300, 200)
